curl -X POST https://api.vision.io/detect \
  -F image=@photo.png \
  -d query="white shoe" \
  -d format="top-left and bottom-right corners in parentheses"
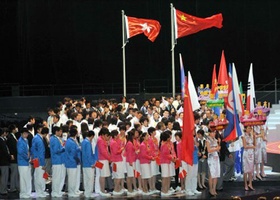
top-left (142, 191), bottom-right (151, 195)
top-left (112, 190), bottom-right (123, 196)
top-left (180, 189), bottom-right (186, 193)
top-left (68, 193), bottom-right (79, 197)
top-left (137, 189), bottom-right (143, 195)
top-left (169, 187), bottom-right (175, 193)
top-left (151, 189), bottom-right (160, 194)
top-left (127, 191), bottom-right (136, 196)
top-left (121, 188), bottom-right (127, 193)
top-left (175, 186), bottom-right (181, 192)
top-left (99, 191), bottom-right (111, 197)
top-left (186, 191), bottom-right (195, 196)
top-left (192, 190), bottom-right (202, 194)
top-left (161, 192), bottom-right (172, 196)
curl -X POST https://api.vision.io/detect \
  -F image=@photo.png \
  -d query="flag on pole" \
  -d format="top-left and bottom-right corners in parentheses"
top-left (188, 71), bottom-right (200, 111)
top-left (179, 53), bottom-right (186, 98)
top-left (218, 50), bottom-right (228, 85)
top-left (211, 64), bottom-right (220, 116)
top-left (223, 64), bottom-right (243, 142)
top-left (125, 15), bottom-right (161, 42)
top-left (246, 63), bottom-right (256, 112)
top-left (173, 8), bottom-right (223, 39)
top-left (182, 77), bottom-right (194, 165)
top-left (232, 63), bottom-right (245, 116)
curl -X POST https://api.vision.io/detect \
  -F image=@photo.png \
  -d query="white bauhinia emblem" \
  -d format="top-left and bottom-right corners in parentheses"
top-left (140, 23), bottom-right (152, 33)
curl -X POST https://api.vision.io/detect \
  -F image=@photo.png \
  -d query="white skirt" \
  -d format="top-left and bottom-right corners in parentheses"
top-left (135, 159), bottom-right (141, 175)
top-left (140, 163), bottom-right (151, 179)
top-left (126, 162), bottom-right (135, 178)
top-left (112, 162), bottom-right (125, 179)
top-left (161, 163), bottom-right (170, 178)
top-left (99, 160), bottom-right (110, 177)
top-left (150, 160), bottom-right (160, 176)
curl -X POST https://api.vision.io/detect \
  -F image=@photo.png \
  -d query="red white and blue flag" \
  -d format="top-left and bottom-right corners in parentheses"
top-left (223, 64), bottom-right (242, 142)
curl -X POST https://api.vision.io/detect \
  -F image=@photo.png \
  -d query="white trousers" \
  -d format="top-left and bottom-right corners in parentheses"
top-left (67, 168), bottom-right (78, 196)
top-left (18, 165), bottom-right (32, 198)
top-left (34, 167), bottom-right (46, 196)
top-left (51, 164), bottom-right (66, 197)
top-left (95, 167), bottom-right (100, 193)
top-left (83, 167), bottom-right (95, 197)
top-left (185, 164), bottom-right (198, 192)
top-left (76, 164), bottom-right (81, 193)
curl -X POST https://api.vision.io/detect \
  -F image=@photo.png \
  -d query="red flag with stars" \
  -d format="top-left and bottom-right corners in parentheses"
top-left (182, 77), bottom-right (195, 165)
top-left (175, 9), bottom-right (223, 39)
top-left (125, 16), bottom-right (161, 42)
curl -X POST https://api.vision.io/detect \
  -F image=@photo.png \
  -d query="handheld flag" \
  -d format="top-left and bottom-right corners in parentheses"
top-left (125, 15), bottom-right (161, 42)
top-left (223, 64), bottom-right (242, 142)
top-left (182, 77), bottom-right (195, 165)
top-left (246, 63), bottom-right (256, 112)
top-left (188, 71), bottom-right (200, 111)
top-left (174, 8), bottom-right (223, 39)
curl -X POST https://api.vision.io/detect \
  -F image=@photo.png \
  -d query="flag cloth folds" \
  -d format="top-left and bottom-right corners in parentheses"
top-left (246, 63), bottom-right (256, 112)
top-left (182, 77), bottom-right (194, 165)
top-left (125, 16), bottom-right (161, 42)
top-left (179, 53), bottom-right (186, 98)
top-left (174, 9), bottom-right (223, 39)
top-left (232, 63), bottom-right (244, 116)
top-left (211, 64), bottom-right (220, 116)
top-left (218, 50), bottom-right (228, 85)
top-left (188, 71), bottom-right (200, 111)
top-left (223, 64), bottom-right (242, 142)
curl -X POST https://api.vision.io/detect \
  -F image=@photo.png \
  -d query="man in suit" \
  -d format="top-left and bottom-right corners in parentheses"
top-left (7, 124), bottom-right (20, 192)
top-left (0, 128), bottom-right (11, 195)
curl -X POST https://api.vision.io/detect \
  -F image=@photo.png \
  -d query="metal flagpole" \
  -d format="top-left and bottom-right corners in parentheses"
top-left (122, 10), bottom-right (127, 97)
top-left (170, 3), bottom-right (175, 98)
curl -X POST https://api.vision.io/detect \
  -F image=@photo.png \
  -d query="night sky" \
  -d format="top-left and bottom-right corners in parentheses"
top-left (1, 0), bottom-right (280, 93)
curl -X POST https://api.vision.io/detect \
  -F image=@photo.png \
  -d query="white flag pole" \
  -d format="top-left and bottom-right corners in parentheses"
top-left (171, 3), bottom-right (175, 97)
top-left (122, 10), bottom-right (127, 97)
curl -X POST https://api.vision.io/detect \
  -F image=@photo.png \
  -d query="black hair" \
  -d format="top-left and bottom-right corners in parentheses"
top-left (111, 130), bottom-right (119, 138)
top-left (69, 128), bottom-right (78, 137)
top-left (41, 127), bottom-right (49, 135)
top-left (98, 127), bottom-right (110, 136)
top-left (87, 130), bottom-right (95, 138)
top-left (140, 132), bottom-right (148, 143)
top-left (197, 129), bottom-right (205, 137)
top-left (126, 131), bottom-right (134, 143)
top-left (175, 131), bottom-right (182, 139)
top-left (147, 127), bottom-right (156, 135)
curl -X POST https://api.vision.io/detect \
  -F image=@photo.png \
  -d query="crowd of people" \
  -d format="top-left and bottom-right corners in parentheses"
top-left (0, 95), bottom-right (268, 198)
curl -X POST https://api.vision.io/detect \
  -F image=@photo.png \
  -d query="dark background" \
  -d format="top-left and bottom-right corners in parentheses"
top-left (1, 0), bottom-right (280, 93)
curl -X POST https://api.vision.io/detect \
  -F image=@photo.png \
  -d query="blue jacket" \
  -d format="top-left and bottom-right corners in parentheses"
top-left (193, 145), bottom-right (199, 165)
top-left (65, 137), bottom-right (81, 168)
top-left (81, 138), bottom-right (98, 168)
top-left (31, 134), bottom-right (45, 166)
top-left (17, 137), bottom-right (30, 166)
top-left (50, 135), bottom-right (65, 165)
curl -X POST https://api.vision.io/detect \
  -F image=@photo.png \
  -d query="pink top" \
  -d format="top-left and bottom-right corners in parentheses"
top-left (139, 141), bottom-right (152, 164)
top-left (169, 141), bottom-right (177, 158)
top-left (148, 137), bottom-right (159, 157)
top-left (118, 134), bottom-right (127, 157)
top-left (133, 138), bottom-right (141, 160)
top-left (125, 141), bottom-right (136, 163)
top-left (110, 139), bottom-right (123, 162)
top-left (176, 141), bottom-right (182, 161)
top-left (97, 136), bottom-right (110, 161)
top-left (160, 142), bottom-right (173, 164)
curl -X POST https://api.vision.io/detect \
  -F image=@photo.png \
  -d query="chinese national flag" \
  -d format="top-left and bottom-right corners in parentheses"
top-left (175, 9), bottom-right (223, 39)
top-left (134, 170), bottom-right (140, 178)
top-left (33, 158), bottom-right (40, 168)
top-left (95, 161), bottom-right (104, 169)
top-left (179, 169), bottom-right (187, 179)
top-left (182, 77), bottom-right (195, 166)
top-left (126, 16), bottom-right (161, 42)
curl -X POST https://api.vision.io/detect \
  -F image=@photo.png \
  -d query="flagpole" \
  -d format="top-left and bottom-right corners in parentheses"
top-left (170, 3), bottom-right (175, 97)
top-left (121, 10), bottom-right (127, 97)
